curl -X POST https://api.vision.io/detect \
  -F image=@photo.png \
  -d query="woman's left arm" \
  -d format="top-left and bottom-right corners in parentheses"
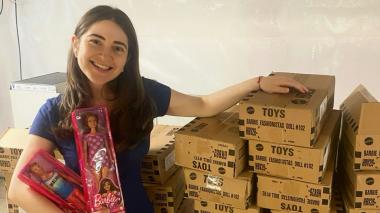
top-left (166, 75), bottom-right (308, 117)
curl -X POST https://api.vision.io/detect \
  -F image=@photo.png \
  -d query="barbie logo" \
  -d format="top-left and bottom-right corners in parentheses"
top-left (94, 192), bottom-right (122, 208)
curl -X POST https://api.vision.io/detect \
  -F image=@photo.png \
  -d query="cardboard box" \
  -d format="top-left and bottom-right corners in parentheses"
top-left (144, 168), bottom-right (185, 213)
top-left (249, 110), bottom-right (341, 184)
top-left (193, 199), bottom-right (261, 213)
top-left (141, 125), bottom-right (180, 184)
top-left (257, 146), bottom-right (335, 213)
top-left (340, 178), bottom-right (380, 213)
top-left (175, 111), bottom-right (247, 178)
top-left (340, 85), bottom-right (380, 170)
top-left (270, 187), bottom-right (343, 213)
top-left (340, 162), bottom-right (380, 209)
top-left (177, 199), bottom-right (194, 213)
top-left (239, 72), bottom-right (335, 147)
top-left (0, 172), bottom-right (26, 213)
top-left (183, 168), bottom-right (253, 209)
top-left (0, 129), bottom-right (29, 173)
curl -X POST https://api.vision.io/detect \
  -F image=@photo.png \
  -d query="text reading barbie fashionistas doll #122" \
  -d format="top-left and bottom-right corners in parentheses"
top-left (72, 106), bottom-right (125, 213)
top-left (18, 149), bottom-right (87, 212)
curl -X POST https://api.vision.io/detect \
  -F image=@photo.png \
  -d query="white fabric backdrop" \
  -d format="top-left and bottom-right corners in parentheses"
top-left (1, 0), bottom-right (380, 131)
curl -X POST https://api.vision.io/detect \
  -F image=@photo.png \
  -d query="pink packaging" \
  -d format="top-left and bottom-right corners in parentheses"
top-left (18, 149), bottom-right (87, 212)
top-left (71, 106), bottom-right (125, 212)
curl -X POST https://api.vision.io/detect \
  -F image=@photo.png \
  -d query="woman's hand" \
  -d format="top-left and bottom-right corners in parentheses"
top-left (259, 75), bottom-right (308, 94)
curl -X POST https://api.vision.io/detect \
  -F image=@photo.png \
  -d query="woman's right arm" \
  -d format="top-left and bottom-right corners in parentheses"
top-left (7, 134), bottom-right (64, 213)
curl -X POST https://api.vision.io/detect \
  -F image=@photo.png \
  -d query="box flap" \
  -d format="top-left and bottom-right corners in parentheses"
top-left (0, 128), bottom-right (29, 149)
top-left (176, 111), bottom-right (243, 145)
top-left (358, 103), bottom-right (380, 135)
top-left (148, 125), bottom-right (179, 155)
top-left (340, 85), bottom-right (377, 134)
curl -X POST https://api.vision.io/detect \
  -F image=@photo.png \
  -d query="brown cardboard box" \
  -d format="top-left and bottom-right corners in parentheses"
top-left (144, 168), bottom-right (185, 213)
top-left (177, 199), bottom-right (194, 213)
top-left (1, 171), bottom-right (23, 213)
top-left (249, 110), bottom-right (341, 184)
top-left (340, 178), bottom-right (380, 213)
top-left (340, 85), bottom-right (380, 170)
top-left (339, 131), bottom-right (380, 210)
top-left (184, 168), bottom-right (253, 209)
top-left (0, 129), bottom-right (29, 173)
top-left (257, 146), bottom-right (335, 213)
top-left (193, 199), bottom-right (261, 213)
top-left (175, 111), bottom-right (247, 178)
top-left (141, 125), bottom-right (180, 184)
top-left (270, 186), bottom-right (344, 213)
top-left (239, 72), bottom-right (335, 148)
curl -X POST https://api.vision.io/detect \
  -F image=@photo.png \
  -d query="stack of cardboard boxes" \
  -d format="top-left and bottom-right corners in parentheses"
top-left (239, 72), bottom-right (340, 212)
top-left (175, 109), bottom-right (262, 212)
top-left (141, 125), bottom-right (188, 213)
top-left (338, 85), bottom-right (380, 212)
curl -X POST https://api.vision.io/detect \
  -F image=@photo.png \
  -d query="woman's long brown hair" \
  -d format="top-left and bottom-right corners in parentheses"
top-left (56, 5), bottom-right (155, 151)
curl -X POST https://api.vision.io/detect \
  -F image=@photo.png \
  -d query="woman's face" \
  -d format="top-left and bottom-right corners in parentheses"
top-left (72, 20), bottom-right (128, 89)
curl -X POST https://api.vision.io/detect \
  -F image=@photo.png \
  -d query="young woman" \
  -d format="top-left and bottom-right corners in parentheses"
top-left (8, 5), bottom-right (307, 213)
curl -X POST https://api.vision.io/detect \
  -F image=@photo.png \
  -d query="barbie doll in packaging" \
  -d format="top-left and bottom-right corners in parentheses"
top-left (72, 106), bottom-right (125, 212)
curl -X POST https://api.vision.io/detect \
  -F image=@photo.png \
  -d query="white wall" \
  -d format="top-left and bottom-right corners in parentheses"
top-left (1, 0), bottom-right (380, 128)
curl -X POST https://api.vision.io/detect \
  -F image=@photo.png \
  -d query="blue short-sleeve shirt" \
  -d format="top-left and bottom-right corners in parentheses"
top-left (29, 77), bottom-right (171, 213)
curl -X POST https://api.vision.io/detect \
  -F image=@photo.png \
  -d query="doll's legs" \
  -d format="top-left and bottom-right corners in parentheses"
top-left (100, 166), bottom-right (109, 181)
top-left (67, 188), bottom-right (87, 210)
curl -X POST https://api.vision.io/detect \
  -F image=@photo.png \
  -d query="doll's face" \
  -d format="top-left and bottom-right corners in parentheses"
top-left (30, 163), bottom-right (46, 177)
top-left (87, 115), bottom-right (98, 129)
top-left (104, 181), bottom-right (111, 191)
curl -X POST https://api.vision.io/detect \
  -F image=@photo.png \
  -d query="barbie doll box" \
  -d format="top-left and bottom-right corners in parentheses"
top-left (257, 147), bottom-right (335, 213)
top-left (141, 125), bottom-right (180, 184)
top-left (18, 150), bottom-right (87, 212)
top-left (183, 168), bottom-right (253, 209)
top-left (72, 106), bottom-right (125, 212)
top-left (239, 72), bottom-right (335, 148)
top-left (175, 111), bottom-right (247, 178)
top-left (193, 199), bottom-right (262, 213)
top-left (249, 110), bottom-right (341, 184)
top-left (340, 85), bottom-right (380, 170)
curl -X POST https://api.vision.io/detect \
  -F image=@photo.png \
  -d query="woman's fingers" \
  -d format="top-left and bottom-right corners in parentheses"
top-left (276, 77), bottom-right (309, 93)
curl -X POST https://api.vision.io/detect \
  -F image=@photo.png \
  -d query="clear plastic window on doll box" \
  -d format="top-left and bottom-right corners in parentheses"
top-left (21, 153), bottom-right (86, 211)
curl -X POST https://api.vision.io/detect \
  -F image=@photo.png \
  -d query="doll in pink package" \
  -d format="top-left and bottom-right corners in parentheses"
top-left (72, 106), bottom-right (125, 212)
top-left (18, 150), bottom-right (87, 212)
